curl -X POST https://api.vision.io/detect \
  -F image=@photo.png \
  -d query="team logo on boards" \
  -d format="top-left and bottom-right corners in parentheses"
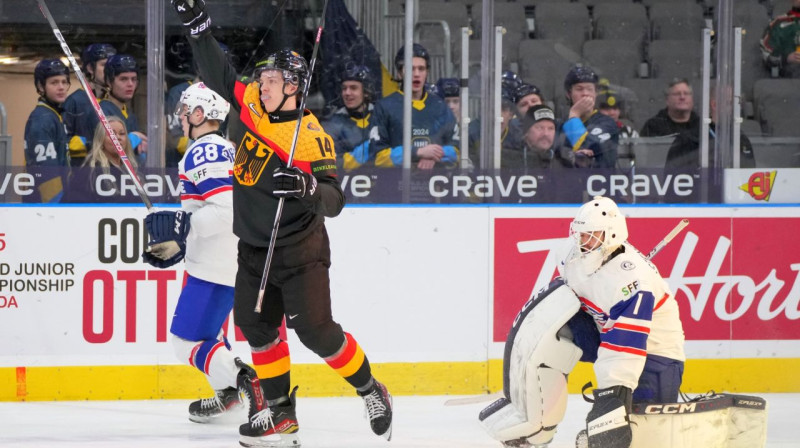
top-left (234, 131), bottom-right (274, 186)
top-left (739, 171), bottom-right (776, 201)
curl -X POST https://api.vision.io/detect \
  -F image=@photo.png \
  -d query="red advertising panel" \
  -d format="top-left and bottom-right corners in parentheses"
top-left (493, 217), bottom-right (800, 343)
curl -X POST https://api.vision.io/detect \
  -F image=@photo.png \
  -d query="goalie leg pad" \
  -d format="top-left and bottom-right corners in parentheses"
top-left (480, 281), bottom-right (583, 446)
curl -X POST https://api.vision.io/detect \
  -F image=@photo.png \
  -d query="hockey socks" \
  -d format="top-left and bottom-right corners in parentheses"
top-left (324, 332), bottom-right (372, 390)
top-left (252, 339), bottom-right (291, 400)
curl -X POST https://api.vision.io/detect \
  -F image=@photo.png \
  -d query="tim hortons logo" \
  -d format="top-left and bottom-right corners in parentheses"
top-left (739, 171), bottom-right (776, 201)
top-left (517, 232), bottom-right (800, 325)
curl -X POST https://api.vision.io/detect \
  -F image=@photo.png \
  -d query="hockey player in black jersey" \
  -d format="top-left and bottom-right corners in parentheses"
top-left (62, 43), bottom-right (116, 166)
top-left (559, 65), bottom-right (619, 169)
top-left (170, 1), bottom-right (392, 446)
top-left (320, 64), bottom-right (376, 170)
top-left (370, 43), bottom-right (459, 169)
top-left (23, 59), bottom-right (70, 203)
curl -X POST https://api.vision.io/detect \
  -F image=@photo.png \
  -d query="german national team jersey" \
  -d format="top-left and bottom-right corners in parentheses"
top-left (189, 34), bottom-right (343, 248)
top-left (369, 91), bottom-right (459, 167)
top-left (321, 105), bottom-right (374, 170)
top-left (179, 132), bottom-right (237, 286)
top-left (559, 242), bottom-right (685, 391)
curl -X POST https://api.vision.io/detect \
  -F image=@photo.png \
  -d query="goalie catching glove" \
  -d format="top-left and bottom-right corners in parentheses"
top-left (582, 385), bottom-right (632, 448)
top-left (170, 0), bottom-right (211, 37)
top-left (142, 210), bottom-right (191, 268)
top-left (272, 166), bottom-right (318, 200)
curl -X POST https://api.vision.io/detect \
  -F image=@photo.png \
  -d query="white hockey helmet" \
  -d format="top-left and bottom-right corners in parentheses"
top-left (569, 196), bottom-right (628, 256)
top-left (176, 82), bottom-right (230, 122)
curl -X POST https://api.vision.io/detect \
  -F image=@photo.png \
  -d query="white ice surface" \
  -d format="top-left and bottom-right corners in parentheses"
top-left (0, 394), bottom-right (796, 447)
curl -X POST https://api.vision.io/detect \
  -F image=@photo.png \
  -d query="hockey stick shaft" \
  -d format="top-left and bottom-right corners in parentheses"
top-left (254, 0), bottom-right (330, 312)
top-left (646, 219), bottom-right (689, 260)
top-left (36, 0), bottom-right (153, 211)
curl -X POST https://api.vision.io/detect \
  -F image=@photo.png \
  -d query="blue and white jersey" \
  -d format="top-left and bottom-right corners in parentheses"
top-left (560, 241), bottom-right (685, 391)
top-left (178, 133), bottom-right (237, 287)
top-left (24, 100), bottom-right (69, 167)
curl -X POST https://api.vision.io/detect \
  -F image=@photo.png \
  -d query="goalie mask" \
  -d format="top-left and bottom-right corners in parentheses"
top-left (176, 82), bottom-right (230, 122)
top-left (569, 196), bottom-right (628, 259)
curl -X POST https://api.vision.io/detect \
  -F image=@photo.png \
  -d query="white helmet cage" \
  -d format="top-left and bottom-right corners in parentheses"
top-left (176, 82), bottom-right (230, 122)
top-left (569, 196), bottom-right (628, 256)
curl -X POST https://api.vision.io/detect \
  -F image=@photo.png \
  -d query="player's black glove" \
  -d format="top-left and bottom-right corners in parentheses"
top-left (272, 166), bottom-right (318, 200)
top-left (170, 0), bottom-right (211, 37)
top-left (142, 210), bottom-right (191, 268)
top-left (584, 385), bottom-right (632, 448)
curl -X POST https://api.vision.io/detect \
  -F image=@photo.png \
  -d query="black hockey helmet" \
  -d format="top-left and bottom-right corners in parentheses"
top-left (433, 77), bottom-right (460, 99)
top-left (167, 38), bottom-right (195, 75)
top-left (501, 70), bottom-right (522, 93)
top-left (394, 43), bottom-right (430, 70)
top-left (81, 43), bottom-right (116, 71)
top-left (104, 54), bottom-right (138, 85)
top-left (341, 63), bottom-right (375, 100)
top-left (34, 59), bottom-right (70, 93)
top-left (564, 65), bottom-right (599, 93)
top-left (254, 49), bottom-right (309, 93)
top-left (513, 83), bottom-right (542, 104)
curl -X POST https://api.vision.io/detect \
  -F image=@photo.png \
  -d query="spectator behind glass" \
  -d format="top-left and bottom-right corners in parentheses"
top-left (24, 59), bottom-right (71, 203)
top-left (460, 86), bottom-right (524, 167)
top-left (64, 116), bottom-right (140, 203)
top-left (514, 83), bottom-right (544, 118)
top-left (63, 43), bottom-right (116, 166)
top-left (559, 65), bottom-right (619, 169)
top-left (597, 92), bottom-right (639, 139)
top-left (101, 54), bottom-right (148, 164)
top-left (639, 78), bottom-right (700, 137)
top-left (666, 81), bottom-right (755, 169)
top-left (515, 104), bottom-right (568, 170)
top-left (760, 0), bottom-right (800, 78)
top-left (321, 63), bottom-right (377, 171)
top-left (369, 43), bottom-right (459, 170)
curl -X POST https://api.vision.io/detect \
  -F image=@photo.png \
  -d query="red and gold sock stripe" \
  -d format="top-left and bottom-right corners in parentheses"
top-left (252, 340), bottom-right (291, 379)
top-left (325, 332), bottom-right (366, 379)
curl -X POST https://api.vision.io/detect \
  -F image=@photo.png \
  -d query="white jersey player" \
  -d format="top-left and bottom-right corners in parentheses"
top-left (143, 82), bottom-right (255, 423)
top-left (559, 196), bottom-right (685, 447)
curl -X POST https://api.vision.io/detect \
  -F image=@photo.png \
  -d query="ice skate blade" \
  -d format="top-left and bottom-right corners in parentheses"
top-left (239, 433), bottom-right (301, 447)
top-left (381, 424), bottom-right (393, 441)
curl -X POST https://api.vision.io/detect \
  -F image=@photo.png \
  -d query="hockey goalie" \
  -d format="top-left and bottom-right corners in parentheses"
top-left (479, 196), bottom-right (768, 448)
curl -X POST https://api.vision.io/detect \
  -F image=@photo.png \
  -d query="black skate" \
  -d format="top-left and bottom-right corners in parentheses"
top-left (239, 386), bottom-right (300, 447)
top-left (358, 380), bottom-right (393, 441)
top-left (188, 387), bottom-right (242, 423)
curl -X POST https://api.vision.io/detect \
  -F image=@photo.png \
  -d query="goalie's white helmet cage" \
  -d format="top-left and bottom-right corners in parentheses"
top-left (569, 195), bottom-right (628, 256)
top-left (176, 81), bottom-right (230, 122)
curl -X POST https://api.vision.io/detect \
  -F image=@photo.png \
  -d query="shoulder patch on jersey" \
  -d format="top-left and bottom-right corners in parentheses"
top-left (306, 121), bottom-right (320, 131)
top-left (621, 280), bottom-right (641, 297)
top-left (621, 260), bottom-right (636, 271)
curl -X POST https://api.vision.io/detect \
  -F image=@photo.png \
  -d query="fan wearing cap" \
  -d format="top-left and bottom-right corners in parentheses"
top-left (559, 65), bottom-right (619, 169)
top-left (597, 92), bottom-right (639, 139)
top-left (515, 105), bottom-right (569, 170)
top-left (321, 64), bottom-right (377, 171)
top-left (369, 43), bottom-right (459, 170)
top-left (99, 54), bottom-right (148, 161)
top-left (62, 43), bottom-right (117, 166)
top-left (24, 59), bottom-right (71, 202)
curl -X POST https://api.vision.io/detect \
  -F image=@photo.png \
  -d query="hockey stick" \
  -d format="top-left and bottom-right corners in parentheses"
top-left (444, 392), bottom-right (503, 406)
top-left (36, 0), bottom-right (153, 211)
top-left (646, 219), bottom-right (689, 260)
top-left (254, 0), bottom-right (330, 312)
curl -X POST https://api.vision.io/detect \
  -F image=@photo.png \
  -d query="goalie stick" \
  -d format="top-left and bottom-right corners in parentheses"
top-left (446, 219), bottom-right (690, 407)
top-left (36, 0), bottom-right (153, 211)
top-left (254, 0), bottom-right (330, 313)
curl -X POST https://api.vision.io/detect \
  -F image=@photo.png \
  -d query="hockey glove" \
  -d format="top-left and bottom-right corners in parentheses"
top-left (585, 386), bottom-right (632, 448)
top-left (170, 0), bottom-right (211, 37)
top-left (142, 210), bottom-right (191, 268)
top-left (272, 166), bottom-right (318, 200)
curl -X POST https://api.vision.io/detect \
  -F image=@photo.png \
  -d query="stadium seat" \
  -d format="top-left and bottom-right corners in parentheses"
top-left (473, 2), bottom-right (528, 41)
top-left (771, 0), bottom-right (795, 18)
top-left (518, 39), bottom-right (580, 102)
top-left (631, 136), bottom-right (676, 168)
top-left (582, 40), bottom-right (644, 84)
top-left (623, 78), bottom-right (668, 131)
top-left (741, 119), bottom-right (765, 137)
top-left (753, 78), bottom-right (800, 136)
top-left (751, 138), bottom-right (800, 167)
top-left (648, 39), bottom-right (704, 80)
top-left (649, 3), bottom-right (707, 41)
top-left (593, 3), bottom-right (649, 44)
top-left (533, 3), bottom-right (591, 53)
